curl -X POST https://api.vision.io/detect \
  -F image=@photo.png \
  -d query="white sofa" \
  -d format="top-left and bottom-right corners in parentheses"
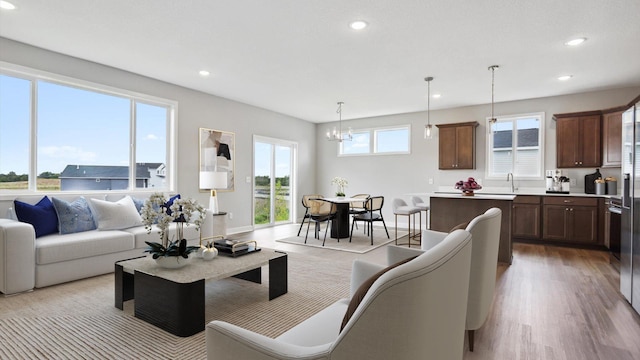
top-left (0, 194), bottom-right (213, 296)
top-left (206, 229), bottom-right (473, 360)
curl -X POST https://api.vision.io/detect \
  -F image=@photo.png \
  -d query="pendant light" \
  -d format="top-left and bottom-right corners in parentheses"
top-left (488, 65), bottom-right (499, 133)
top-left (424, 76), bottom-right (434, 139)
top-left (326, 102), bottom-right (352, 142)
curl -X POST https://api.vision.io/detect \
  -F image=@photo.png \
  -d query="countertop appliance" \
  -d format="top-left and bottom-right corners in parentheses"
top-left (621, 100), bottom-right (640, 315)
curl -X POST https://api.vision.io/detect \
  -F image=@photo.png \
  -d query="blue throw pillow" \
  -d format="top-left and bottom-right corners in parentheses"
top-left (14, 196), bottom-right (59, 238)
top-left (51, 196), bottom-right (97, 234)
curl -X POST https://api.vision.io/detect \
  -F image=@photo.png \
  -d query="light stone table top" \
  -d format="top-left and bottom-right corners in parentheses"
top-left (117, 248), bottom-right (286, 283)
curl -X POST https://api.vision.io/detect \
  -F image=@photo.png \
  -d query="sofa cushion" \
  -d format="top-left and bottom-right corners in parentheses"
top-left (340, 255), bottom-right (417, 332)
top-left (131, 197), bottom-right (145, 214)
top-left (35, 230), bottom-right (135, 265)
top-left (51, 197), bottom-right (97, 234)
top-left (276, 299), bottom-right (350, 347)
top-left (449, 222), bottom-right (469, 232)
top-left (14, 196), bottom-right (58, 238)
top-left (90, 196), bottom-right (143, 230)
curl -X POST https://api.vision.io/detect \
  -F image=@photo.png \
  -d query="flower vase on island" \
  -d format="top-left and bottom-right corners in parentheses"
top-left (454, 177), bottom-right (482, 196)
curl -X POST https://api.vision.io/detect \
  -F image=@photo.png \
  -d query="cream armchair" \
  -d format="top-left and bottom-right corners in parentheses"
top-left (420, 207), bottom-right (502, 351)
top-left (206, 229), bottom-right (473, 360)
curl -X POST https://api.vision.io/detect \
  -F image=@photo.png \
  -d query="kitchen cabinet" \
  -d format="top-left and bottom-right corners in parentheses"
top-left (430, 195), bottom-right (512, 264)
top-left (554, 112), bottom-right (601, 168)
top-left (542, 196), bottom-right (599, 245)
top-left (436, 121), bottom-right (478, 170)
top-left (602, 110), bottom-right (623, 168)
top-left (512, 196), bottom-right (541, 239)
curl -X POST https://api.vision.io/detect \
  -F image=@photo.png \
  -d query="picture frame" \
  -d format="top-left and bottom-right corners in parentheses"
top-left (199, 128), bottom-right (235, 192)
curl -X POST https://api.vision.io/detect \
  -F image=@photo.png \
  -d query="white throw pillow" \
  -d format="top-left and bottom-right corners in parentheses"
top-left (90, 196), bottom-right (143, 231)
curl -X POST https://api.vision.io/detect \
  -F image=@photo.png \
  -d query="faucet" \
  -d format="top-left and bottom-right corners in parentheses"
top-left (507, 173), bottom-right (515, 193)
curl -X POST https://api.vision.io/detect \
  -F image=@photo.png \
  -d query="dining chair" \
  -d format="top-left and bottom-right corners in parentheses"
top-left (350, 196), bottom-right (390, 245)
top-left (297, 194), bottom-right (324, 236)
top-left (305, 199), bottom-right (339, 246)
top-left (349, 194), bottom-right (370, 231)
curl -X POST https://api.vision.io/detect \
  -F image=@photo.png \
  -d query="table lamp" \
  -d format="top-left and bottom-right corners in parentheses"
top-left (199, 171), bottom-right (228, 214)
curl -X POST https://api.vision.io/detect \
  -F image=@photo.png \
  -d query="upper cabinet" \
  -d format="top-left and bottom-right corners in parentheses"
top-left (437, 121), bottom-right (478, 170)
top-left (554, 112), bottom-right (601, 168)
top-left (602, 109), bottom-right (624, 168)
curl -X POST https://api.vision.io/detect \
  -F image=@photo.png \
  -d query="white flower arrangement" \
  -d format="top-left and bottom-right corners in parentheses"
top-left (141, 193), bottom-right (206, 248)
top-left (331, 177), bottom-right (348, 196)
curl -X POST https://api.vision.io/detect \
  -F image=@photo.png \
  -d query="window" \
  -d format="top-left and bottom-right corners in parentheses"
top-left (0, 74), bottom-right (30, 190)
top-left (339, 125), bottom-right (410, 156)
top-left (0, 64), bottom-right (176, 193)
top-left (341, 131), bottom-right (370, 155)
top-left (486, 113), bottom-right (544, 179)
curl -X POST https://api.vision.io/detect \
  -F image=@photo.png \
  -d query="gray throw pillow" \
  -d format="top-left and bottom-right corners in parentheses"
top-left (51, 196), bottom-right (97, 234)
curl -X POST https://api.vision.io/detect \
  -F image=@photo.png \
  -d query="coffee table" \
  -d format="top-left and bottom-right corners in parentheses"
top-left (114, 249), bottom-right (287, 337)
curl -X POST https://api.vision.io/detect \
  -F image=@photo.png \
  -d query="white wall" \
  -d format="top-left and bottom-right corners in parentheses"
top-left (316, 87), bottom-right (640, 225)
top-left (0, 38), bottom-right (317, 232)
top-left (3, 37), bottom-right (639, 232)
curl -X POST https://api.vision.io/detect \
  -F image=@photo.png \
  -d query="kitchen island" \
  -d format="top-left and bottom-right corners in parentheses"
top-left (428, 192), bottom-right (515, 264)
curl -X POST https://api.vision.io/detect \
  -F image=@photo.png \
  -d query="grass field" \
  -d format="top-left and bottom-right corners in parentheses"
top-left (0, 179), bottom-right (60, 190)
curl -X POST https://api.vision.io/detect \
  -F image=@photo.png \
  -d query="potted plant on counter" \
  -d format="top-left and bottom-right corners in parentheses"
top-left (454, 177), bottom-right (482, 196)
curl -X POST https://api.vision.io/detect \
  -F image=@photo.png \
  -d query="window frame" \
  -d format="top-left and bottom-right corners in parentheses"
top-left (339, 124), bottom-right (411, 156)
top-left (0, 61), bottom-right (178, 195)
top-left (485, 112), bottom-right (545, 180)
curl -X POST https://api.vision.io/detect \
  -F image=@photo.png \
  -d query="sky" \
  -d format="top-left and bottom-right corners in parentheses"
top-left (254, 141), bottom-right (291, 178)
top-left (0, 74), bottom-right (167, 175)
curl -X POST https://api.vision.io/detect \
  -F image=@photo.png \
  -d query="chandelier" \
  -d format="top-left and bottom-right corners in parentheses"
top-left (424, 76), bottom-right (434, 139)
top-left (326, 102), bottom-right (352, 142)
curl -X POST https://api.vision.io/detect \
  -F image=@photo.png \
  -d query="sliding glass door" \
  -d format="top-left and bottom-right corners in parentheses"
top-left (253, 136), bottom-right (296, 227)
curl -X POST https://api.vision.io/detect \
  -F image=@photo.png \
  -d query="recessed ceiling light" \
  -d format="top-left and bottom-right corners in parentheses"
top-left (349, 20), bottom-right (368, 30)
top-left (0, 1), bottom-right (16, 10)
top-left (432, 94), bottom-right (441, 99)
top-left (199, 70), bottom-right (210, 77)
top-left (558, 75), bottom-right (573, 81)
top-left (565, 37), bottom-right (586, 46)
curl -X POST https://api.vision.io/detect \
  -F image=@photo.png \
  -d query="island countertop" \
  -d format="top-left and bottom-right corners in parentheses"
top-left (427, 192), bottom-right (516, 201)
top-left (427, 195), bottom-right (514, 264)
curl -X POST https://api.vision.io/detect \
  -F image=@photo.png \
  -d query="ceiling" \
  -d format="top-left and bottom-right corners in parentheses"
top-left (1, 0), bottom-right (639, 123)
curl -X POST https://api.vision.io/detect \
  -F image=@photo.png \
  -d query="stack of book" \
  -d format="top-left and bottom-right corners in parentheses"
top-left (213, 239), bottom-right (254, 255)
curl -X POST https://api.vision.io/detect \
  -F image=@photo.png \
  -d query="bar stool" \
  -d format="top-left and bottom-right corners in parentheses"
top-left (411, 196), bottom-right (430, 229)
top-left (392, 198), bottom-right (422, 247)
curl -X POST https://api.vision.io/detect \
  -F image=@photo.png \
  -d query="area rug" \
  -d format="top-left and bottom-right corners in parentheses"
top-left (0, 252), bottom-right (352, 360)
top-left (277, 225), bottom-right (407, 253)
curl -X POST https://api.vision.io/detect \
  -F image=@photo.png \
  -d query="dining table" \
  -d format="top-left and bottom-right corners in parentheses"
top-left (322, 197), bottom-right (364, 239)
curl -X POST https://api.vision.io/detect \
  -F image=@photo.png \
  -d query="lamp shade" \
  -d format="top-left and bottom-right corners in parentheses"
top-left (200, 171), bottom-right (228, 190)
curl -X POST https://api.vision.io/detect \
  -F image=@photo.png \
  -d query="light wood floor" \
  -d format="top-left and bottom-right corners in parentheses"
top-left (232, 224), bottom-right (640, 360)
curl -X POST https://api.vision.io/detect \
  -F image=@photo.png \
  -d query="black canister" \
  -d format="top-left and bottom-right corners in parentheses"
top-left (584, 169), bottom-right (602, 194)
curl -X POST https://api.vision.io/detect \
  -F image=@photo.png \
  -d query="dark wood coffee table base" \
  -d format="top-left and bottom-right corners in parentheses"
top-left (115, 253), bottom-right (288, 337)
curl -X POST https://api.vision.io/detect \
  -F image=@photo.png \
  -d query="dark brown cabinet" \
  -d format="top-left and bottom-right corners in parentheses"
top-left (555, 113), bottom-right (601, 168)
top-left (436, 121), bottom-right (478, 170)
top-left (602, 110), bottom-right (623, 168)
top-left (512, 196), bottom-right (541, 239)
top-left (542, 196), bottom-right (599, 244)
